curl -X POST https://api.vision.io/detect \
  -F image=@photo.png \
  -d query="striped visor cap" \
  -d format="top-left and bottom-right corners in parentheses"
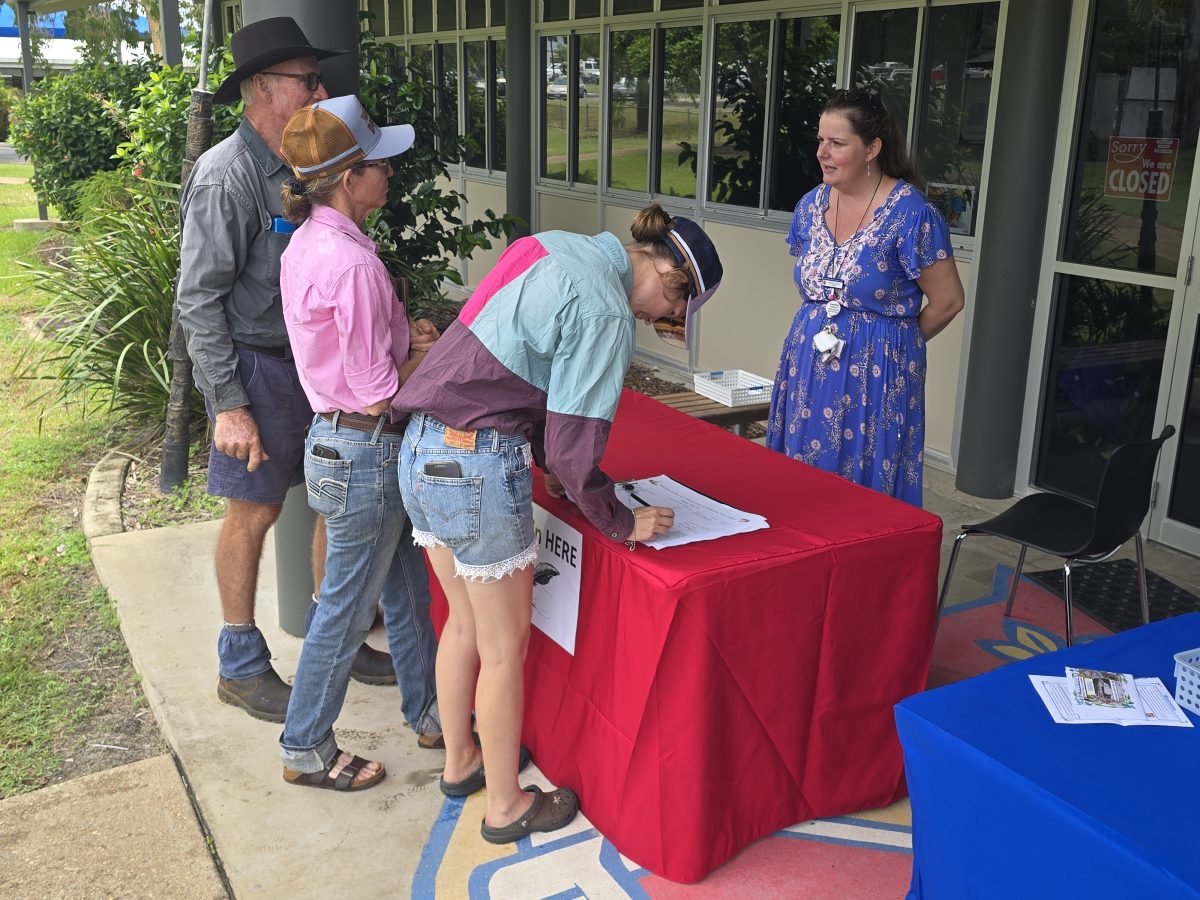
top-left (653, 216), bottom-right (723, 349)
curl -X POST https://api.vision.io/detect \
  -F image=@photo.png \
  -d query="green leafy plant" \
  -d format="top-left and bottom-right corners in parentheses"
top-left (9, 59), bottom-right (152, 218)
top-left (18, 176), bottom-right (194, 428)
top-left (359, 29), bottom-right (521, 322)
top-left (115, 48), bottom-right (241, 184)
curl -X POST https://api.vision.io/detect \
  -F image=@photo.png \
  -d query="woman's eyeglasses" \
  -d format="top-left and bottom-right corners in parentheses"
top-left (260, 71), bottom-right (326, 92)
top-left (356, 161), bottom-right (392, 173)
top-left (828, 87), bottom-right (885, 108)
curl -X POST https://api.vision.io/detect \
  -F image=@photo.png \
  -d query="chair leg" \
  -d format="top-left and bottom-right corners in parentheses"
top-left (937, 532), bottom-right (969, 617)
top-left (1134, 532), bottom-right (1151, 626)
top-left (1002, 545), bottom-right (1028, 618)
top-left (1063, 561), bottom-right (1075, 648)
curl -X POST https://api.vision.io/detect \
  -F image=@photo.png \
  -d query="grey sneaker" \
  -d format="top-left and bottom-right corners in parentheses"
top-left (217, 668), bottom-right (291, 723)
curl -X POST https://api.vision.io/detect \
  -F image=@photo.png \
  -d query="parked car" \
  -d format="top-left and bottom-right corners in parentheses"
top-left (547, 75), bottom-right (586, 99)
top-left (580, 58), bottom-right (601, 84)
top-left (611, 77), bottom-right (637, 100)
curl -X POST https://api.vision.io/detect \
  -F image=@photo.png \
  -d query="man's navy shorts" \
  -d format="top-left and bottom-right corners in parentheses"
top-left (205, 348), bottom-right (312, 505)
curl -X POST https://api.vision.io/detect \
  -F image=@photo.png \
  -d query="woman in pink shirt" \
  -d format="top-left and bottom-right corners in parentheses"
top-left (274, 95), bottom-right (441, 791)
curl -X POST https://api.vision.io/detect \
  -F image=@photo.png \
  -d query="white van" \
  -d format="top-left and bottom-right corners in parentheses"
top-left (580, 58), bottom-right (600, 84)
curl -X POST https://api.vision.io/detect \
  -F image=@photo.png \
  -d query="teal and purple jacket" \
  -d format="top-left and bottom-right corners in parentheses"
top-left (394, 230), bottom-right (637, 543)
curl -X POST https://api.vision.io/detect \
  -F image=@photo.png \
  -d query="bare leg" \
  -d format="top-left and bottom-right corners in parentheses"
top-left (215, 499), bottom-right (282, 623)
top-left (428, 546), bottom-right (482, 781)
top-left (466, 566), bottom-right (535, 827)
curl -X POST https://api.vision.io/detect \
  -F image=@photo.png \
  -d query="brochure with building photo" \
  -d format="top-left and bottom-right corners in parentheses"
top-left (1067, 667), bottom-right (1138, 709)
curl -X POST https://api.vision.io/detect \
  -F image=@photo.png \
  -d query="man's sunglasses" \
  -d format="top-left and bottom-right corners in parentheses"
top-left (260, 70), bottom-right (326, 92)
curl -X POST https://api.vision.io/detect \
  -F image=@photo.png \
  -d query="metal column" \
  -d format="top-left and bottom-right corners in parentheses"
top-left (160, 0), bottom-right (183, 66)
top-left (954, 0), bottom-right (1073, 499)
top-left (506, 0), bottom-right (532, 239)
top-left (15, 1), bottom-right (47, 220)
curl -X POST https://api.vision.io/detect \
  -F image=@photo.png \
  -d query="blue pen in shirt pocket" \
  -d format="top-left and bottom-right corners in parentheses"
top-left (271, 215), bottom-right (297, 234)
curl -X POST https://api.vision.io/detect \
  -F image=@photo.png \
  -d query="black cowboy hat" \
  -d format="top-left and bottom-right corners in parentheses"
top-left (213, 17), bottom-right (345, 105)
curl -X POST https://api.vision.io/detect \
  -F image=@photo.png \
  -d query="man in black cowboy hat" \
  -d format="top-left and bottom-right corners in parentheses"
top-left (177, 17), bottom-right (411, 723)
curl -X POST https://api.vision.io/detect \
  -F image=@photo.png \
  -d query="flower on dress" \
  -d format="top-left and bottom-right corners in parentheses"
top-left (875, 288), bottom-right (885, 299)
top-left (936, 249), bottom-right (947, 260)
top-left (844, 428), bottom-right (853, 440)
top-left (810, 439), bottom-right (821, 450)
top-left (872, 365), bottom-right (882, 377)
top-left (849, 364), bottom-right (860, 377)
top-left (823, 407), bottom-right (833, 419)
top-left (801, 408), bottom-right (811, 419)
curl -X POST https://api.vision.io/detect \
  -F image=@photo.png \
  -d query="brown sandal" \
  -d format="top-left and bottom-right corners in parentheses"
top-left (480, 785), bottom-right (579, 844)
top-left (282, 749), bottom-right (385, 792)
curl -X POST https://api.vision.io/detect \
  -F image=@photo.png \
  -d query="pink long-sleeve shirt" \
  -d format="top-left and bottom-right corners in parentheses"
top-left (280, 204), bottom-right (410, 416)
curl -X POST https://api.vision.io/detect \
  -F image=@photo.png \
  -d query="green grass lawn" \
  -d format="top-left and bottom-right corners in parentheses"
top-left (0, 170), bottom-right (155, 796)
top-left (0, 162), bottom-right (33, 179)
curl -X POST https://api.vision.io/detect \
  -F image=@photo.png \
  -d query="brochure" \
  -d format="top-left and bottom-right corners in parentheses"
top-left (614, 475), bottom-right (768, 549)
top-left (1029, 674), bottom-right (1193, 727)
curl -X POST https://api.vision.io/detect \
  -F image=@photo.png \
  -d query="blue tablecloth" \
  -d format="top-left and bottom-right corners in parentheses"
top-left (896, 613), bottom-right (1200, 900)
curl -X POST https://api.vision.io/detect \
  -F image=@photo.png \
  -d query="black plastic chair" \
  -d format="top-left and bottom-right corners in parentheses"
top-left (937, 426), bottom-right (1176, 646)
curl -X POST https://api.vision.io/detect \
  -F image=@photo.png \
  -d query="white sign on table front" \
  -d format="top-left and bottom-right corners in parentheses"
top-left (530, 504), bottom-right (583, 655)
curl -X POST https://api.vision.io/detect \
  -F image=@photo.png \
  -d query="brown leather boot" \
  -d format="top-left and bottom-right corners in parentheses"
top-left (217, 668), bottom-right (291, 723)
top-left (350, 643), bottom-right (397, 686)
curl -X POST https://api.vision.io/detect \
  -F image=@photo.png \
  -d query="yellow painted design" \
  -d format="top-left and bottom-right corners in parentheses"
top-left (993, 644), bottom-right (1036, 660)
top-left (851, 797), bottom-right (911, 827)
top-left (435, 791), bottom-right (514, 898)
top-left (1016, 626), bottom-right (1058, 655)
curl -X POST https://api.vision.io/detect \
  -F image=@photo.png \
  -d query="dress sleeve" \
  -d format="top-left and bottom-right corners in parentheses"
top-left (897, 199), bottom-right (954, 279)
top-left (786, 194), bottom-right (812, 258)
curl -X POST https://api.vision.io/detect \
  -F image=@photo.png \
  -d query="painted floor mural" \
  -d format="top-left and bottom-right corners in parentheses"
top-left (413, 566), bottom-right (1098, 899)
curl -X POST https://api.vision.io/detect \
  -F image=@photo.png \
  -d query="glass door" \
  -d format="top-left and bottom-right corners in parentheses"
top-left (1033, 0), bottom-right (1197, 528)
top-left (1152, 228), bottom-right (1200, 555)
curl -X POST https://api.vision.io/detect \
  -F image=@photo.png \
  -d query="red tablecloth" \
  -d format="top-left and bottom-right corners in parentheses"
top-left (432, 390), bottom-right (942, 882)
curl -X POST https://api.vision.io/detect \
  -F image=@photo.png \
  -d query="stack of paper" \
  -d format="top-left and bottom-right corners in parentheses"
top-left (1029, 666), bottom-right (1193, 727)
top-left (614, 476), bottom-right (768, 549)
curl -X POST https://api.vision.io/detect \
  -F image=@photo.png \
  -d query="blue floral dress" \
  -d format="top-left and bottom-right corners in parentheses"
top-left (765, 180), bottom-right (953, 507)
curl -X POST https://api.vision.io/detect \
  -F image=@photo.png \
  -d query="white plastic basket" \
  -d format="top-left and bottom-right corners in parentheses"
top-left (693, 370), bottom-right (773, 408)
top-left (1174, 647), bottom-right (1200, 716)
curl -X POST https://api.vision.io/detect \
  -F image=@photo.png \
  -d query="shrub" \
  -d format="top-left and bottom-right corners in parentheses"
top-left (19, 177), bottom-right (197, 427)
top-left (10, 59), bottom-right (152, 218)
top-left (359, 29), bottom-right (521, 320)
top-left (115, 49), bottom-right (241, 184)
top-left (0, 83), bottom-right (17, 143)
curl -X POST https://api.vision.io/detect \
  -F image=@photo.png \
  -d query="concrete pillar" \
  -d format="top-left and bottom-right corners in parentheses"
top-left (240, 0), bottom-right (360, 96)
top-left (506, 0), bottom-right (532, 239)
top-left (239, 0), bottom-right (360, 635)
top-left (15, 1), bottom-right (47, 220)
top-left (954, 0), bottom-right (1073, 498)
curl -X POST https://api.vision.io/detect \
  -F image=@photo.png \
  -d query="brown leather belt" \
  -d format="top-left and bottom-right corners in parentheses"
top-left (319, 411), bottom-right (409, 435)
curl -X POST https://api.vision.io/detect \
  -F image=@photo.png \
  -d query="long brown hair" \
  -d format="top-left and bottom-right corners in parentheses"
top-left (823, 88), bottom-right (924, 190)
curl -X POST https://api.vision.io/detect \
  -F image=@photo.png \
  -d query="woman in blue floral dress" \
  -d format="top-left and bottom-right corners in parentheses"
top-left (766, 89), bottom-right (965, 506)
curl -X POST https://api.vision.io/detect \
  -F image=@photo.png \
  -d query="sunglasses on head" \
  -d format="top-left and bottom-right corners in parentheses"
top-left (260, 70), bottom-right (326, 92)
top-left (828, 86), bottom-right (885, 108)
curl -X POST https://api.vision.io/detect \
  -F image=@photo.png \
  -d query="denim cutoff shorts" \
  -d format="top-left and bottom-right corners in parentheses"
top-left (399, 412), bottom-right (537, 582)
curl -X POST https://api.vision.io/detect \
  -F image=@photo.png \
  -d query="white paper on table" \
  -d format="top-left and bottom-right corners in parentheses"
top-left (614, 475), bottom-right (768, 549)
top-left (529, 505), bottom-right (583, 655)
top-left (1065, 666), bottom-right (1145, 721)
top-left (1029, 675), bottom-right (1193, 727)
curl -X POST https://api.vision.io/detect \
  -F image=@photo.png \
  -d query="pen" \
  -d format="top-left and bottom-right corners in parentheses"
top-left (629, 492), bottom-right (650, 507)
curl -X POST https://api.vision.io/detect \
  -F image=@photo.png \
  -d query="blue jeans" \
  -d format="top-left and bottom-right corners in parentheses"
top-left (217, 623), bottom-right (272, 680)
top-left (280, 415), bottom-right (440, 772)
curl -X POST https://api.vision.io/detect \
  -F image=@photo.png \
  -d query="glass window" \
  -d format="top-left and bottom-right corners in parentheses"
top-left (465, 41), bottom-right (487, 168)
top-left (409, 42), bottom-right (434, 75)
top-left (465, 0), bottom-right (486, 29)
top-left (412, 0), bottom-right (433, 33)
top-left (613, 0), bottom-right (653, 14)
top-left (609, 29), bottom-right (651, 193)
top-left (388, 0), bottom-right (406, 35)
top-left (659, 25), bottom-right (702, 199)
top-left (437, 43), bottom-right (459, 152)
top-left (494, 40), bottom-right (507, 171)
top-left (1063, 0), bottom-right (1196, 276)
top-left (541, 35), bottom-right (568, 180)
top-left (577, 33), bottom-right (601, 185)
top-left (577, 0), bottom-right (600, 17)
top-left (917, 3), bottom-right (998, 236)
top-left (850, 8), bottom-right (918, 144)
top-left (767, 14), bottom-right (840, 212)
top-left (437, 0), bottom-right (457, 30)
top-left (491, 0), bottom-right (505, 26)
top-left (1036, 275), bottom-right (1172, 500)
top-left (367, 0), bottom-right (386, 36)
top-left (544, 0), bottom-right (569, 22)
top-left (660, 0), bottom-right (702, 9)
top-left (709, 20), bottom-right (770, 207)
